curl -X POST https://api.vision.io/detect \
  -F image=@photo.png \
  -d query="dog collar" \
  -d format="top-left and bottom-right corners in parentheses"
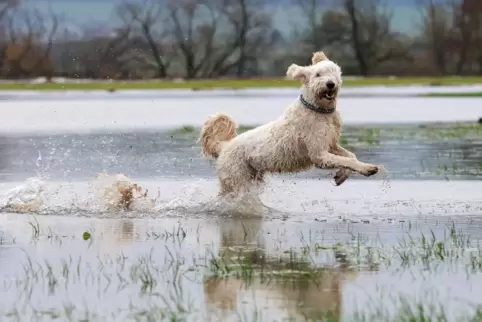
top-left (299, 94), bottom-right (336, 114)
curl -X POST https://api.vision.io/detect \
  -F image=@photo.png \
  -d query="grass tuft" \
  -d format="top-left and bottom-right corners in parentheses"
top-left (168, 125), bottom-right (196, 136)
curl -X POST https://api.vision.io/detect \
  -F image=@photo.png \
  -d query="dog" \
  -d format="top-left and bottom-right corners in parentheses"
top-left (200, 51), bottom-right (379, 197)
top-left (96, 173), bottom-right (157, 211)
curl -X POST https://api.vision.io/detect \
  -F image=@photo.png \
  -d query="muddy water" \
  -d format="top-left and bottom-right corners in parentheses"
top-left (0, 95), bottom-right (481, 320)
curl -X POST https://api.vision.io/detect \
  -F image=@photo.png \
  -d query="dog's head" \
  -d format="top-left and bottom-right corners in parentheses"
top-left (286, 51), bottom-right (342, 109)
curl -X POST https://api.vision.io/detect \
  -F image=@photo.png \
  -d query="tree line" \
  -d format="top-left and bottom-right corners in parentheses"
top-left (1, 0), bottom-right (482, 80)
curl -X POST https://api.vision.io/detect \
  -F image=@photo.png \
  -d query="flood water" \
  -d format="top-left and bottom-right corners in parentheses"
top-left (0, 92), bottom-right (481, 321)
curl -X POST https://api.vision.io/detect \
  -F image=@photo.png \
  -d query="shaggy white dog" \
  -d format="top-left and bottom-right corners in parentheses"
top-left (200, 51), bottom-right (379, 197)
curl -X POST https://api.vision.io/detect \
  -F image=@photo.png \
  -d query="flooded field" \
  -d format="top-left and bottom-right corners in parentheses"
top-left (0, 95), bottom-right (480, 134)
top-left (0, 93), bottom-right (481, 321)
top-left (1, 122), bottom-right (480, 182)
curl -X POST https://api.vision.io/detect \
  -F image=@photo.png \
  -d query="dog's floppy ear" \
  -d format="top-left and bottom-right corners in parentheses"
top-left (312, 51), bottom-right (328, 64)
top-left (286, 64), bottom-right (310, 83)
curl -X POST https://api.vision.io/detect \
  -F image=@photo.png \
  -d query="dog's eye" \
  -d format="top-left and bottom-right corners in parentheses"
top-left (315, 73), bottom-right (320, 77)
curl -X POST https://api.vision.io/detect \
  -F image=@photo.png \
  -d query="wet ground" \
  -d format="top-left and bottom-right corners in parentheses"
top-left (0, 92), bottom-right (481, 321)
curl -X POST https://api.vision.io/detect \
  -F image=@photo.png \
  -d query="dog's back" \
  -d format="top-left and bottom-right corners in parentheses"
top-left (217, 104), bottom-right (322, 174)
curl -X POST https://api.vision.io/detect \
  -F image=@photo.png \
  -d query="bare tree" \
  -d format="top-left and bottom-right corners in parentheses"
top-left (3, 8), bottom-right (59, 78)
top-left (0, 0), bottom-right (20, 73)
top-left (116, 0), bottom-right (169, 78)
top-left (167, 0), bottom-right (220, 78)
top-left (218, 0), bottom-right (273, 76)
top-left (292, 0), bottom-right (327, 51)
top-left (343, 0), bottom-right (411, 75)
top-left (75, 25), bottom-right (134, 78)
top-left (446, 0), bottom-right (474, 73)
top-left (461, 0), bottom-right (482, 73)
top-left (416, 0), bottom-right (451, 74)
top-left (165, 0), bottom-right (273, 78)
top-left (288, 1), bottom-right (350, 66)
top-left (0, 0), bottom-right (18, 21)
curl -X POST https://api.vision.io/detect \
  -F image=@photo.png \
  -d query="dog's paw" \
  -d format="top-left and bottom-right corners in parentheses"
top-left (361, 164), bottom-right (379, 177)
top-left (333, 168), bottom-right (351, 186)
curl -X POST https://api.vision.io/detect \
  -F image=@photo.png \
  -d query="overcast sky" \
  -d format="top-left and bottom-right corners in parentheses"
top-left (31, 0), bottom-right (425, 36)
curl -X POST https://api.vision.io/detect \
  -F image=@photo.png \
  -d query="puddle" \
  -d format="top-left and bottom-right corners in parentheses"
top-left (0, 102), bottom-right (481, 320)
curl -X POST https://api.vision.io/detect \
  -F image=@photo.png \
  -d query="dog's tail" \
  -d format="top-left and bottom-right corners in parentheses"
top-left (200, 113), bottom-right (237, 158)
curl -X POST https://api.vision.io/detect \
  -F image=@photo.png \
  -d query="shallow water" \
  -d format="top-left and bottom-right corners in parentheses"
top-left (0, 96), bottom-right (481, 135)
top-left (1, 199), bottom-right (482, 321)
top-left (0, 94), bottom-right (481, 321)
top-left (0, 124), bottom-right (480, 182)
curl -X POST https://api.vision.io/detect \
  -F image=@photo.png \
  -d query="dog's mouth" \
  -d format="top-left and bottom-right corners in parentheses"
top-left (324, 93), bottom-right (335, 101)
top-left (320, 90), bottom-right (336, 101)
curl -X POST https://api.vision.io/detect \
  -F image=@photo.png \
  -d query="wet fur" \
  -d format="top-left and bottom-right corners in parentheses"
top-left (200, 52), bottom-right (379, 197)
top-left (100, 173), bottom-right (154, 211)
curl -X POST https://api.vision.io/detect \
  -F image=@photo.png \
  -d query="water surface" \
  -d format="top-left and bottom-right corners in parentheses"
top-left (0, 95), bottom-right (481, 321)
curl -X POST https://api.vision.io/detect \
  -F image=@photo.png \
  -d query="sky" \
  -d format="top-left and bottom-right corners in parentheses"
top-left (30, 0), bottom-right (424, 37)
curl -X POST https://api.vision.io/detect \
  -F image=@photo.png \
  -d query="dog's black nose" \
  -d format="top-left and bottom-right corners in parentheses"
top-left (326, 81), bottom-right (335, 89)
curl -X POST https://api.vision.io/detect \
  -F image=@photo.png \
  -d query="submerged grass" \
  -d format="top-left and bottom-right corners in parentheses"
top-left (167, 125), bottom-right (196, 136)
top-left (1, 76), bottom-right (482, 91)
top-left (237, 124), bottom-right (256, 133)
top-left (167, 124), bottom-right (256, 138)
top-left (343, 122), bottom-right (482, 143)
top-left (2, 221), bottom-right (482, 321)
top-left (166, 122), bottom-right (482, 144)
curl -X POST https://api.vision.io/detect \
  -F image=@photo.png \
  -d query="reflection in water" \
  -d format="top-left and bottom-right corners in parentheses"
top-left (113, 219), bottom-right (135, 246)
top-left (204, 217), bottom-right (358, 321)
top-left (2, 213), bottom-right (482, 320)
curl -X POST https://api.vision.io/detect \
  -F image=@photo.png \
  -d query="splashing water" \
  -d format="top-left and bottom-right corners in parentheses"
top-left (0, 173), bottom-right (160, 214)
top-left (155, 179), bottom-right (270, 217)
top-left (0, 164), bottom-right (391, 218)
top-left (377, 165), bottom-right (391, 193)
top-left (0, 177), bottom-right (48, 212)
top-left (91, 173), bottom-right (159, 212)
top-left (0, 173), bottom-right (272, 217)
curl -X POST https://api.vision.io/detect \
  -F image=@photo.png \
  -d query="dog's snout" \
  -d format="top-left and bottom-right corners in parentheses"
top-left (326, 81), bottom-right (335, 89)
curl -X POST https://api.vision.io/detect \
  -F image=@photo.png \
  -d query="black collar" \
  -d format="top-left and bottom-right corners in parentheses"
top-left (299, 94), bottom-right (336, 114)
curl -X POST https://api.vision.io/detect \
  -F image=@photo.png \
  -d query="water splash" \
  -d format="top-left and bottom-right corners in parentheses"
top-left (0, 177), bottom-right (48, 212)
top-left (377, 165), bottom-right (391, 193)
top-left (0, 174), bottom-right (272, 217)
top-left (155, 179), bottom-right (270, 217)
top-left (91, 172), bottom-right (159, 212)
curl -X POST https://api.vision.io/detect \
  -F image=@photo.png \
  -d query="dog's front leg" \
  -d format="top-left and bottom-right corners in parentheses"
top-left (333, 144), bottom-right (357, 159)
top-left (314, 145), bottom-right (357, 185)
top-left (331, 144), bottom-right (357, 186)
top-left (311, 151), bottom-right (378, 177)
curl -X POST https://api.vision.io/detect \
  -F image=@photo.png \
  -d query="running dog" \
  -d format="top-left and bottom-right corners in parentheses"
top-left (200, 51), bottom-right (379, 197)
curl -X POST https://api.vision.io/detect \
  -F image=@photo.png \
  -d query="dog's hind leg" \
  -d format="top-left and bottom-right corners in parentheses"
top-left (218, 175), bottom-right (252, 198)
top-left (217, 162), bottom-right (262, 198)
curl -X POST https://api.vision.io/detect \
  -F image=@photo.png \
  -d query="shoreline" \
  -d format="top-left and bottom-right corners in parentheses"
top-left (0, 76), bottom-right (481, 92)
top-left (0, 84), bottom-right (482, 99)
